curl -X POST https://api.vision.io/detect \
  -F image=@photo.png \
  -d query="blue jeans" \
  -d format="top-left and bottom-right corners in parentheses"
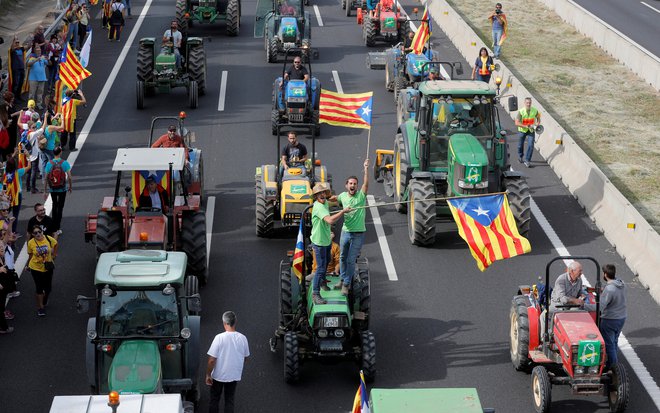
top-left (26, 159), bottom-right (40, 190)
top-left (40, 149), bottom-right (55, 174)
top-left (312, 243), bottom-right (331, 295)
top-left (339, 231), bottom-right (365, 286)
top-left (67, 22), bottom-right (79, 50)
top-left (599, 318), bottom-right (625, 369)
top-left (518, 131), bottom-right (534, 162)
top-left (492, 29), bottom-right (502, 57)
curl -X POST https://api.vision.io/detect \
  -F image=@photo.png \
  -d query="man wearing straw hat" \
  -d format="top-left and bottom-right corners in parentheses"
top-left (310, 182), bottom-right (351, 305)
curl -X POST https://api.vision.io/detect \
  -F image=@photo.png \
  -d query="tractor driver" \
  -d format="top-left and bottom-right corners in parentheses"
top-left (402, 31), bottom-right (415, 53)
top-left (139, 175), bottom-right (170, 213)
top-left (283, 57), bottom-right (309, 83)
top-left (162, 20), bottom-right (183, 70)
top-left (426, 66), bottom-right (442, 81)
top-left (550, 261), bottom-right (588, 311)
top-left (280, 131), bottom-right (308, 178)
top-left (152, 125), bottom-right (190, 161)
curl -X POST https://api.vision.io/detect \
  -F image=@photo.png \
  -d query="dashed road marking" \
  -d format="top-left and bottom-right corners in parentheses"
top-left (367, 195), bottom-right (399, 281)
top-left (641, 1), bottom-right (660, 14)
top-left (206, 196), bottom-right (216, 269)
top-left (313, 5), bottom-right (324, 26)
top-left (332, 70), bottom-right (343, 93)
top-left (218, 70), bottom-right (228, 111)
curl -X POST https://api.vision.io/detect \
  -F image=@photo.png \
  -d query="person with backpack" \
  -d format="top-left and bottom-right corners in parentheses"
top-left (23, 120), bottom-right (44, 193)
top-left (39, 113), bottom-right (65, 186)
top-left (43, 147), bottom-right (72, 234)
top-left (108, 0), bottom-right (125, 42)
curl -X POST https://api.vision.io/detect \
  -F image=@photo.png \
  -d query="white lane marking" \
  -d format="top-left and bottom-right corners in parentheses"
top-left (332, 70), bottom-right (343, 93)
top-left (313, 5), bottom-right (324, 27)
top-left (11, 0), bottom-right (155, 287)
top-left (367, 195), bottom-right (399, 281)
top-left (641, 1), bottom-right (660, 14)
top-left (398, 6), bottom-right (451, 80)
top-left (218, 71), bottom-right (228, 111)
top-left (205, 196), bottom-right (216, 269)
top-left (531, 198), bottom-right (660, 409)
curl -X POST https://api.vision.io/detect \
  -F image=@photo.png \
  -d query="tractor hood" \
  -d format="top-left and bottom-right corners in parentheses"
top-left (307, 289), bottom-right (351, 327)
top-left (406, 53), bottom-right (430, 77)
top-left (108, 340), bottom-right (162, 394)
top-left (449, 134), bottom-right (488, 168)
top-left (380, 11), bottom-right (397, 33)
top-left (155, 52), bottom-right (177, 73)
top-left (279, 17), bottom-right (299, 42)
top-left (286, 80), bottom-right (307, 99)
top-left (554, 312), bottom-right (604, 366)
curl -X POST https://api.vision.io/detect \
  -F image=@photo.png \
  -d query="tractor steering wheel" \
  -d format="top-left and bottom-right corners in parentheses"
top-left (554, 304), bottom-right (584, 309)
top-left (137, 207), bottom-right (163, 212)
top-left (449, 118), bottom-right (469, 129)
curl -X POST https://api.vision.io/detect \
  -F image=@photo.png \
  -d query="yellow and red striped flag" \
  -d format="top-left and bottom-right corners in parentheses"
top-left (447, 194), bottom-right (531, 271)
top-left (352, 370), bottom-right (371, 413)
top-left (291, 220), bottom-right (305, 283)
top-left (319, 90), bottom-right (373, 130)
top-left (131, 170), bottom-right (171, 208)
top-left (411, 6), bottom-right (432, 55)
top-left (58, 44), bottom-right (91, 90)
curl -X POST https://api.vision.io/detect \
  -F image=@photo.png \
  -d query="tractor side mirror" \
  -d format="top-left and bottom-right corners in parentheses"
top-left (508, 96), bottom-right (518, 111)
top-left (187, 294), bottom-right (202, 313)
top-left (76, 295), bottom-right (91, 314)
top-left (454, 62), bottom-right (464, 76)
top-left (125, 186), bottom-right (132, 194)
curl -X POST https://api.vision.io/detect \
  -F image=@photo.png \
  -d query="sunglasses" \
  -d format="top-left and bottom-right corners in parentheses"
top-left (33, 230), bottom-right (43, 235)
top-left (0, 209), bottom-right (8, 212)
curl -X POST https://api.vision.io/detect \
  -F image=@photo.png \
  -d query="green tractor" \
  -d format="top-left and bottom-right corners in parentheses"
top-left (136, 36), bottom-right (207, 109)
top-left (269, 206), bottom-right (375, 383)
top-left (175, 0), bottom-right (241, 36)
top-left (76, 250), bottom-right (202, 404)
top-left (374, 77), bottom-right (531, 246)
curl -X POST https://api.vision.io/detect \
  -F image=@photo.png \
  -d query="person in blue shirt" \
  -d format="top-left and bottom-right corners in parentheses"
top-left (44, 146), bottom-right (73, 234)
top-left (27, 48), bottom-right (48, 110)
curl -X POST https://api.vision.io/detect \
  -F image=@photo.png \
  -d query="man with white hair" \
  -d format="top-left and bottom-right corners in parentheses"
top-left (550, 261), bottom-right (586, 311)
top-left (206, 311), bottom-right (250, 413)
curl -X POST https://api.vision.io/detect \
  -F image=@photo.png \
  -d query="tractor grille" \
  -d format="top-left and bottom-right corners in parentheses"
top-left (319, 339), bottom-right (344, 352)
top-left (199, 0), bottom-right (215, 7)
top-left (288, 113), bottom-right (304, 122)
top-left (453, 164), bottom-right (488, 195)
top-left (285, 202), bottom-right (308, 216)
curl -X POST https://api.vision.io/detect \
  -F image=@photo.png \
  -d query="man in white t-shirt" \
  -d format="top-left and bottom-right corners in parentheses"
top-left (162, 20), bottom-right (183, 69)
top-left (206, 311), bottom-right (250, 413)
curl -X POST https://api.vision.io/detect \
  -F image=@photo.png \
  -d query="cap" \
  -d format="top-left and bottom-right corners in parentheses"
top-left (27, 99), bottom-right (36, 108)
top-left (312, 182), bottom-right (330, 196)
top-left (429, 67), bottom-right (439, 74)
top-left (168, 125), bottom-right (177, 132)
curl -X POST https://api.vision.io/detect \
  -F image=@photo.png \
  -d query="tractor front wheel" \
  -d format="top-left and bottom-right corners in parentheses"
top-left (279, 264), bottom-right (293, 325)
top-left (407, 179), bottom-right (436, 246)
top-left (510, 295), bottom-right (532, 371)
top-left (188, 45), bottom-right (207, 96)
top-left (354, 258), bottom-right (370, 330)
top-left (531, 366), bottom-right (552, 413)
top-left (313, 110), bottom-right (320, 136)
top-left (226, 0), bottom-right (240, 36)
top-left (505, 178), bottom-right (531, 237)
top-left (364, 17), bottom-right (376, 47)
top-left (394, 133), bottom-right (408, 213)
top-left (360, 331), bottom-right (376, 382)
top-left (608, 363), bottom-right (630, 413)
top-left (255, 178), bottom-right (275, 237)
top-left (136, 81), bottom-right (145, 109)
top-left (394, 75), bottom-right (405, 103)
top-left (271, 110), bottom-right (280, 136)
top-left (188, 80), bottom-right (199, 108)
top-left (96, 211), bottom-right (123, 257)
top-left (284, 332), bottom-right (300, 383)
top-left (182, 211), bottom-right (208, 285)
top-left (267, 37), bottom-right (278, 63)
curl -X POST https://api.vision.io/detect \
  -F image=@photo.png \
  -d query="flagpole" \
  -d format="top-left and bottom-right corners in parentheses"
top-left (330, 191), bottom-right (509, 213)
top-left (365, 127), bottom-right (371, 160)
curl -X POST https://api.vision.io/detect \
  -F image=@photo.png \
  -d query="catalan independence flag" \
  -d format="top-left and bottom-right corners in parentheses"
top-left (352, 370), bottom-right (371, 413)
top-left (292, 220), bottom-right (305, 283)
top-left (411, 6), bottom-right (432, 55)
top-left (319, 90), bottom-right (373, 130)
top-left (59, 44), bottom-right (91, 90)
top-left (447, 194), bottom-right (530, 271)
top-left (131, 170), bottom-right (171, 208)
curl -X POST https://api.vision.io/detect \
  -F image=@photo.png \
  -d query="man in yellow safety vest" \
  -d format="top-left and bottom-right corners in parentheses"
top-left (514, 97), bottom-right (541, 167)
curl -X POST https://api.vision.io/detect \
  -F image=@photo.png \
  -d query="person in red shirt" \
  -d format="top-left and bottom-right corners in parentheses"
top-left (151, 125), bottom-right (189, 160)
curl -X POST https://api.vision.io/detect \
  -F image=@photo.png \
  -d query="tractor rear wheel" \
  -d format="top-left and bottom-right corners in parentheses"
top-left (188, 80), bottom-right (199, 108)
top-left (182, 211), bottom-right (208, 285)
top-left (510, 295), bottom-right (532, 371)
top-left (137, 43), bottom-right (154, 82)
top-left (608, 363), bottom-right (629, 413)
top-left (188, 45), bottom-right (206, 96)
top-left (271, 110), bottom-right (280, 136)
top-left (360, 331), bottom-right (376, 382)
top-left (354, 259), bottom-right (370, 330)
top-left (394, 75), bottom-right (405, 103)
top-left (394, 133), bottom-right (408, 213)
top-left (226, 0), bottom-right (240, 36)
top-left (284, 332), bottom-right (300, 383)
top-left (175, 0), bottom-right (188, 35)
top-left (136, 81), bottom-right (145, 109)
top-left (506, 178), bottom-right (531, 236)
top-left (408, 179), bottom-right (436, 246)
top-left (531, 366), bottom-right (551, 413)
top-left (279, 264), bottom-right (293, 325)
top-left (364, 17), bottom-right (376, 47)
top-left (255, 178), bottom-right (275, 237)
top-left (96, 212), bottom-right (123, 257)
top-left (185, 275), bottom-right (200, 315)
top-left (267, 37), bottom-right (278, 63)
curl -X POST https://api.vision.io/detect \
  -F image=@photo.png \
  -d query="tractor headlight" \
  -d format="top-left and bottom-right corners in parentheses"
top-left (318, 329), bottom-right (328, 338)
top-left (588, 366), bottom-right (600, 375)
top-left (574, 366), bottom-right (586, 375)
top-left (475, 180), bottom-right (488, 189)
top-left (334, 329), bottom-right (345, 338)
top-left (87, 329), bottom-right (98, 340)
top-left (457, 180), bottom-right (474, 189)
top-left (180, 328), bottom-right (192, 339)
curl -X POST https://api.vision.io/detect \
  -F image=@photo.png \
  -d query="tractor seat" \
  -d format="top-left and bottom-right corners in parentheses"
top-left (282, 167), bottom-right (308, 181)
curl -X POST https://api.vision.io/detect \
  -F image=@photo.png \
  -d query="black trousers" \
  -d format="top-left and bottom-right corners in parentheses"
top-left (50, 191), bottom-right (67, 231)
top-left (60, 121), bottom-right (77, 150)
top-left (208, 380), bottom-right (237, 413)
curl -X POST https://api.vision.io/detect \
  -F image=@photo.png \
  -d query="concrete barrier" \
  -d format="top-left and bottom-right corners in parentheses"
top-left (537, 0), bottom-right (660, 91)
top-left (427, 0), bottom-right (660, 303)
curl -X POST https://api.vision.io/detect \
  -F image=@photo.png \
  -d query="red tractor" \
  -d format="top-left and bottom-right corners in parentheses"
top-left (357, 0), bottom-right (407, 47)
top-left (84, 147), bottom-right (208, 284)
top-left (509, 256), bottom-right (629, 413)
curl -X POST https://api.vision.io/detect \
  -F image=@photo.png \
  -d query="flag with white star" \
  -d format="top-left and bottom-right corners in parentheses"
top-left (319, 89), bottom-right (373, 129)
top-left (447, 194), bottom-right (531, 271)
top-left (131, 170), bottom-right (171, 208)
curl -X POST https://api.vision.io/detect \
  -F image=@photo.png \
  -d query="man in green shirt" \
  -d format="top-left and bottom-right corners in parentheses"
top-left (310, 183), bottom-right (351, 305)
top-left (333, 159), bottom-right (369, 295)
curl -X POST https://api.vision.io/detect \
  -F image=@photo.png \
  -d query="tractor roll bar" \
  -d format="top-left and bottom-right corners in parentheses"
top-left (542, 256), bottom-right (602, 346)
top-left (275, 123), bottom-right (318, 181)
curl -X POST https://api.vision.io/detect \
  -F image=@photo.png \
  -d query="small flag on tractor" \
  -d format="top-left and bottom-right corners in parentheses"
top-left (411, 6), bottom-right (432, 55)
top-left (447, 194), bottom-right (531, 271)
top-left (352, 370), bottom-right (371, 413)
top-left (291, 220), bottom-right (305, 283)
top-left (319, 90), bottom-right (373, 129)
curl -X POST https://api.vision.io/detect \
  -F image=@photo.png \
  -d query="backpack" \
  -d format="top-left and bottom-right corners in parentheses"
top-left (47, 160), bottom-right (66, 190)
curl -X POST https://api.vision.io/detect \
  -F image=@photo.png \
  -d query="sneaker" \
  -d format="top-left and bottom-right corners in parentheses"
top-left (341, 285), bottom-right (350, 296)
top-left (320, 281), bottom-right (331, 292)
top-left (518, 157), bottom-right (523, 163)
top-left (333, 281), bottom-right (343, 290)
top-left (7, 290), bottom-right (20, 298)
top-left (305, 273), bottom-right (314, 282)
top-left (4, 310), bottom-right (14, 320)
top-left (37, 308), bottom-right (46, 317)
top-left (0, 327), bottom-right (14, 334)
top-left (524, 161), bottom-right (531, 168)
top-left (312, 294), bottom-right (327, 305)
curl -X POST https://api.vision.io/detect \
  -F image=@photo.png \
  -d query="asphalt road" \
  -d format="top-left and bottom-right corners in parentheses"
top-left (0, 0), bottom-right (659, 412)
top-left (572, 0), bottom-right (660, 57)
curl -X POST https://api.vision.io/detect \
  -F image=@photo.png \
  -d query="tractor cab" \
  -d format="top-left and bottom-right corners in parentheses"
top-left (255, 0), bottom-right (315, 63)
top-left (272, 49), bottom-right (321, 136)
top-left (76, 250), bottom-right (202, 402)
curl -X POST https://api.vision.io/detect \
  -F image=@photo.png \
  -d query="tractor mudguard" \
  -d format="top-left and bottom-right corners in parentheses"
top-left (410, 171), bottom-right (434, 180)
top-left (273, 78), bottom-right (285, 110)
top-left (399, 126), bottom-right (418, 169)
top-left (527, 305), bottom-right (540, 350)
top-left (502, 170), bottom-right (526, 179)
top-left (257, 164), bottom-right (278, 200)
top-left (139, 37), bottom-right (156, 47)
top-left (314, 165), bottom-right (329, 184)
top-left (183, 315), bottom-right (201, 382)
top-left (186, 37), bottom-right (203, 47)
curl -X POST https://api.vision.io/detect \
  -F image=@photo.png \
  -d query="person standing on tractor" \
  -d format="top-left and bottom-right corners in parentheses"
top-left (599, 264), bottom-right (627, 371)
top-left (162, 21), bottom-right (183, 70)
top-left (488, 3), bottom-right (507, 59)
top-left (471, 47), bottom-right (494, 84)
top-left (402, 31), bottom-right (415, 53)
top-left (331, 159), bottom-right (369, 296)
top-left (514, 97), bottom-right (541, 168)
top-left (279, 131), bottom-right (308, 177)
top-left (151, 125), bottom-right (189, 160)
top-left (310, 183), bottom-right (351, 305)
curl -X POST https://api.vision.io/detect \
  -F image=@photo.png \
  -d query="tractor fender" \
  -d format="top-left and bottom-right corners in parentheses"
top-left (139, 37), bottom-right (156, 47)
top-left (502, 170), bottom-right (526, 179)
top-left (314, 165), bottom-right (329, 183)
top-left (183, 315), bottom-right (201, 383)
top-left (86, 317), bottom-right (97, 389)
top-left (526, 304), bottom-right (540, 351)
top-left (257, 164), bottom-right (278, 200)
top-left (273, 78), bottom-right (285, 111)
top-left (410, 171), bottom-right (434, 181)
top-left (186, 37), bottom-right (203, 47)
top-left (398, 125), bottom-right (416, 169)
top-left (310, 77), bottom-right (320, 110)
